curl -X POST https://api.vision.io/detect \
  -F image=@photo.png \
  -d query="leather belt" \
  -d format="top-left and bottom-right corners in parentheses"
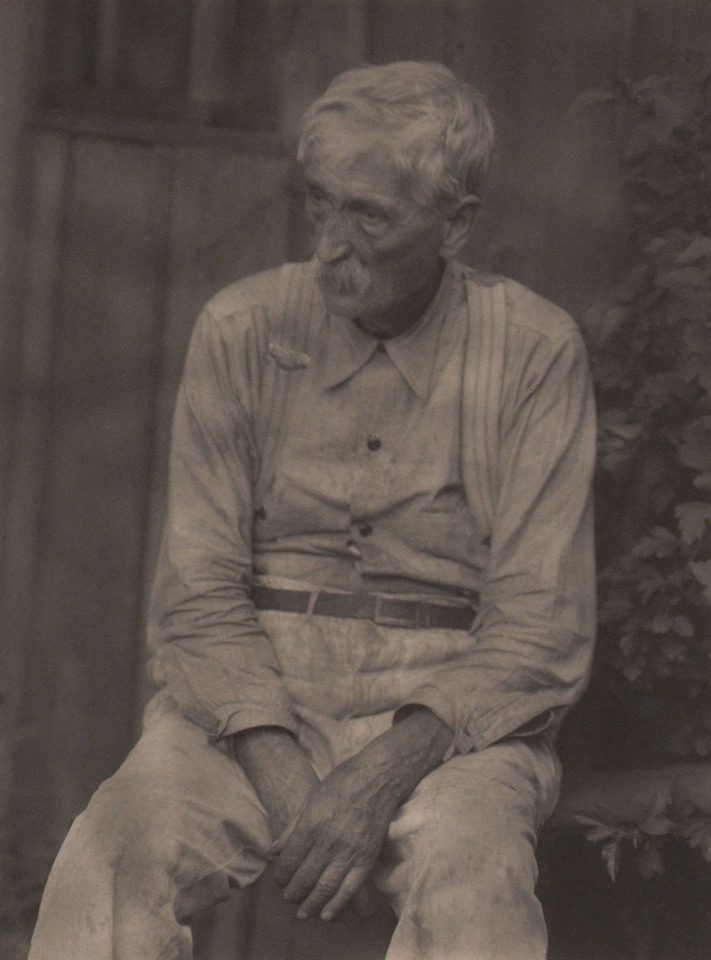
top-left (251, 585), bottom-right (477, 630)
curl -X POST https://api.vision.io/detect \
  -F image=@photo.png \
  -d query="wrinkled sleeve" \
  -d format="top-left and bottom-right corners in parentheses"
top-left (401, 326), bottom-right (597, 755)
top-left (146, 308), bottom-right (298, 742)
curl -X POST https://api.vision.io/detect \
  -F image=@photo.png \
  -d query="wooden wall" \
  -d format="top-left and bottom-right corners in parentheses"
top-left (2, 0), bottom-right (711, 956)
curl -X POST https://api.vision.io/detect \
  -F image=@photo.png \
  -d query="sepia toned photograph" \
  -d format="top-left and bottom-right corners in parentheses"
top-left (1, 2), bottom-right (711, 958)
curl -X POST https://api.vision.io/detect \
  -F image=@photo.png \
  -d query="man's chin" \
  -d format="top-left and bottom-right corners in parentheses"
top-left (319, 286), bottom-right (368, 319)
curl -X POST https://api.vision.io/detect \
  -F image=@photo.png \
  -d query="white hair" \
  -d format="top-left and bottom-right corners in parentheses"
top-left (298, 61), bottom-right (495, 209)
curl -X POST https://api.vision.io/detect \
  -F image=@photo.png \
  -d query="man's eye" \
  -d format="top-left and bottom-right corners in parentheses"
top-left (307, 187), bottom-right (328, 205)
top-left (358, 206), bottom-right (387, 225)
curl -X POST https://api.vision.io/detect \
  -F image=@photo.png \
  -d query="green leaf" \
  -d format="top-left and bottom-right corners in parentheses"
top-left (639, 794), bottom-right (674, 836)
top-left (689, 561), bottom-right (711, 604)
top-left (633, 527), bottom-right (679, 558)
top-left (673, 616), bottom-right (695, 637)
top-left (676, 502), bottom-right (711, 544)
top-left (587, 824), bottom-right (621, 843)
top-left (619, 634), bottom-right (638, 657)
top-left (675, 236), bottom-right (711, 265)
top-left (647, 231), bottom-right (691, 260)
top-left (622, 661), bottom-right (644, 682)
top-left (663, 640), bottom-right (689, 661)
top-left (638, 841), bottom-right (665, 879)
top-left (601, 839), bottom-right (623, 882)
top-left (566, 88), bottom-right (616, 120)
top-left (599, 408), bottom-right (644, 440)
top-left (638, 574), bottom-right (671, 602)
top-left (681, 417), bottom-right (711, 472)
top-left (599, 595), bottom-right (635, 623)
top-left (631, 75), bottom-right (669, 98)
top-left (657, 266), bottom-right (709, 290)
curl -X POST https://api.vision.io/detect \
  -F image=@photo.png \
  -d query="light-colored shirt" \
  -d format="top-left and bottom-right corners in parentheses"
top-left (147, 259), bottom-right (597, 754)
top-left (252, 262), bottom-right (485, 599)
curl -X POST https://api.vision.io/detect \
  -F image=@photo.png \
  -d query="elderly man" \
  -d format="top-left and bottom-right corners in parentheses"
top-left (29, 61), bottom-right (596, 960)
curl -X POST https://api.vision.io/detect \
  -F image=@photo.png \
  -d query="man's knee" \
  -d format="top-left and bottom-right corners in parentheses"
top-left (383, 739), bottom-right (558, 890)
top-left (78, 776), bottom-right (178, 878)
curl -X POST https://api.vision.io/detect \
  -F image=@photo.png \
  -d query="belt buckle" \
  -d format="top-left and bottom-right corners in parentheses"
top-left (373, 596), bottom-right (427, 629)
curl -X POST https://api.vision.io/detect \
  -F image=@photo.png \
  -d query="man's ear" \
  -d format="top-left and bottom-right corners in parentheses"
top-left (439, 196), bottom-right (480, 258)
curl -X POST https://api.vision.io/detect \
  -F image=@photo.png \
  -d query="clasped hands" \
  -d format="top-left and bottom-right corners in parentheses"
top-left (232, 708), bottom-right (451, 922)
top-left (271, 754), bottom-right (397, 921)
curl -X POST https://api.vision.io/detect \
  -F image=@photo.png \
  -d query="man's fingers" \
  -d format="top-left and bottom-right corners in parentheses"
top-left (319, 865), bottom-right (371, 921)
top-left (281, 844), bottom-right (331, 906)
top-left (290, 861), bottom-right (349, 919)
top-left (272, 824), bottom-right (314, 887)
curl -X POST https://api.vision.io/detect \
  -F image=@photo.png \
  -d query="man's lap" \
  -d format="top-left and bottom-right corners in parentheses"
top-left (89, 689), bottom-right (559, 909)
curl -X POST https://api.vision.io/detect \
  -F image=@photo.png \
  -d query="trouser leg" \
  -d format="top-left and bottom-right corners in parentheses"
top-left (375, 733), bottom-right (561, 960)
top-left (28, 695), bottom-right (273, 960)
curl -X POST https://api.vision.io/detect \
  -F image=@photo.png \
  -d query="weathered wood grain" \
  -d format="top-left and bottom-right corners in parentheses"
top-left (18, 135), bottom-right (171, 838)
top-left (1, 132), bottom-right (70, 731)
top-left (116, 0), bottom-right (193, 99)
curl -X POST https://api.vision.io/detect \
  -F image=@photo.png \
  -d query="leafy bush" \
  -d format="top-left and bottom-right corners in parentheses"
top-left (568, 73), bottom-right (711, 770)
top-left (557, 75), bottom-right (711, 899)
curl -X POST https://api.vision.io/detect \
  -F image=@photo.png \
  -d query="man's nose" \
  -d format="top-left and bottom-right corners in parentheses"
top-left (315, 210), bottom-right (351, 263)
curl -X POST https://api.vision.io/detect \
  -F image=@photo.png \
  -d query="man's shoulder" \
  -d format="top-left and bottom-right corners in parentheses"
top-left (202, 261), bottom-right (319, 333)
top-left (459, 264), bottom-right (578, 345)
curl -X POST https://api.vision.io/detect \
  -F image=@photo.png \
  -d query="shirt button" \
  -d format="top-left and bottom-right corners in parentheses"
top-left (358, 523), bottom-right (373, 537)
top-left (367, 435), bottom-right (381, 451)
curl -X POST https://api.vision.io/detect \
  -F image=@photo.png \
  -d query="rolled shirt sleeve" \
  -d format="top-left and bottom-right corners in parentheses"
top-left (400, 319), bottom-right (597, 755)
top-left (147, 307), bottom-right (298, 742)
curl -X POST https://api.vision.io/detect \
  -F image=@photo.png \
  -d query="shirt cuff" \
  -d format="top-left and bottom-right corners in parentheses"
top-left (210, 703), bottom-right (300, 745)
top-left (393, 690), bottom-right (459, 762)
top-left (398, 686), bottom-right (561, 758)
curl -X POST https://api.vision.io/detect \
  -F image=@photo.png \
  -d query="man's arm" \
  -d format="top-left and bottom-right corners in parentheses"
top-left (231, 727), bottom-right (319, 838)
top-left (401, 318), bottom-right (597, 753)
top-left (148, 307), bottom-right (298, 743)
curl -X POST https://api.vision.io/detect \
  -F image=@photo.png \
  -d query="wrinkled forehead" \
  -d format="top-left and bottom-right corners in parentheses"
top-left (302, 110), bottom-right (390, 162)
top-left (301, 110), bottom-right (423, 194)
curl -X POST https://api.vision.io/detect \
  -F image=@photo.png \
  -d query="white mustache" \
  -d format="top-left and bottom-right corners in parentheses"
top-left (318, 258), bottom-right (370, 296)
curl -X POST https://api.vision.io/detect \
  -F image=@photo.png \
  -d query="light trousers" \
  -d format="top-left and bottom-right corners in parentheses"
top-left (29, 609), bottom-right (561, 960)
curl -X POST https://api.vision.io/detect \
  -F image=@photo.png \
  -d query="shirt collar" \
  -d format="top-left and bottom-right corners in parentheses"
top-left (318, 260), bottom-right (460, 402)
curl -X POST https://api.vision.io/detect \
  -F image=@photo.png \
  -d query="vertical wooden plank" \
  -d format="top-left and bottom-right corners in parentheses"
top-left (0, 133), bottom-right (71, 928)
top-left (278, 0), bottom-right (368, 142)
top-left (116, 0), bottom-right (194, 100)
top-left (18, 135), bottom-right (171, 845)
top-left (42, 0), bottom-right (98, 98)
top-left (1, 133), bottom-right (70, 731)
top-left (95, 0), bottom-right (123, 90)
top-left (189, 0), bottom-right (240, 107)
top-left (189, 0), bottom-right (283, 130)
top-left (0, 0), bottom-right (43, 580)
top-left (367, 0), bottom-right (450, 64)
